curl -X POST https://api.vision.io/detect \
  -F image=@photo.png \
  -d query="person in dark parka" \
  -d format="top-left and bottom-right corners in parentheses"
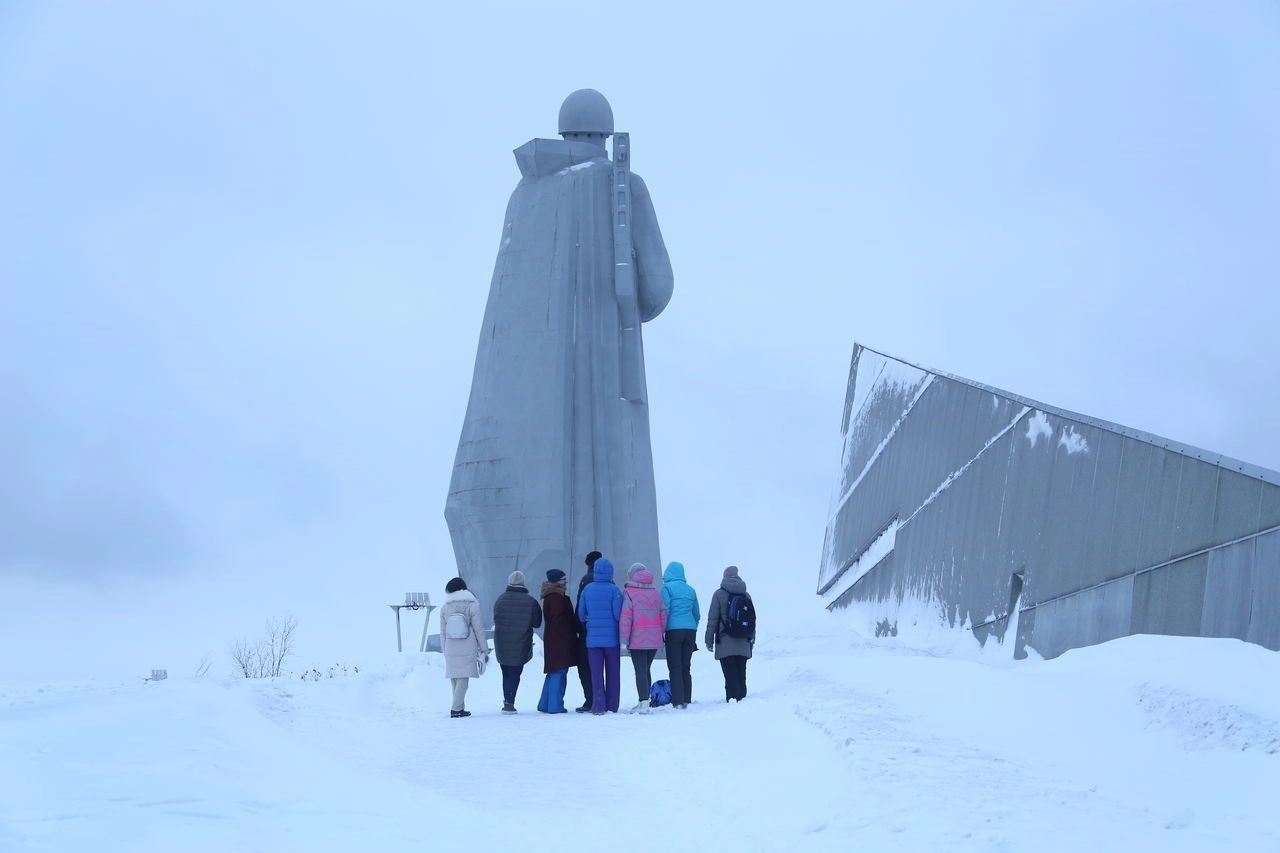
top-left (573, 550), bottom-right (602, 712)
top-left (493, 570), bottom-right (542, 713)
top-left (705, 565), bottom-right (755, 702)
top-left (537, 569), bottom-right (576, 713)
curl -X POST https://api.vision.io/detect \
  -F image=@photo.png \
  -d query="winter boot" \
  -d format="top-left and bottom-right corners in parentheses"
top-left (501, 703), bottom-right (517, 714)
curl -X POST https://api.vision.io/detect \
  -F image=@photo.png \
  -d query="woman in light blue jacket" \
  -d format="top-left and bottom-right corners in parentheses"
top-left (661, 562), bottom-right (700, 708)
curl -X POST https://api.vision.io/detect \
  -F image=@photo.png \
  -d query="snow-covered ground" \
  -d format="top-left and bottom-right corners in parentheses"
top-left (3, 616), bottom-right (1278, 852)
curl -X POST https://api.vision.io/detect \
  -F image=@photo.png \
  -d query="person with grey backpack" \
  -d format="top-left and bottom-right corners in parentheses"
top-left (440, 577), bottom-right (491, 718)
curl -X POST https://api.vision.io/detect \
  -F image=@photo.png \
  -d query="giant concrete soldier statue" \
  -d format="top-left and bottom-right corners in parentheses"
top-left (445, 89), bottom-right (673, 615)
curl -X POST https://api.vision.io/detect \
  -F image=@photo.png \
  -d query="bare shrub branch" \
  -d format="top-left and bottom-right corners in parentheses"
top-left (228, 638), bottom-right (259, 678)
top-left (227, 615), bottom-right (298, 679)
top-left (263, 615), bottom-right (297, 678)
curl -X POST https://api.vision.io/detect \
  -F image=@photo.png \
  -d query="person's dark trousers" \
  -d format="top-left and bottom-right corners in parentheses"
top-left (588, 646), bottom-right (622, 713)
top-left (630, 648), bottom-right (657, 703)
top-left (500, 664), bottom-right (523, 706)
top-left (576, 637), bottom-right (593, 707)
top-left (719, 655), bottom-right (748, 701)
top-left (664, 629), bottom-right (696, 706)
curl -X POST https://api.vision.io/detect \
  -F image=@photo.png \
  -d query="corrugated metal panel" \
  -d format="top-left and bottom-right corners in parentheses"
top-left (1260, 482), bottom-right (1280, 530)
top-left (1134, 450), bottom-right (1182, 571)
top-left (1172, 461), bottom-right (1220, 558)
top-left (1034, 423), bottom-right (1092, 603)
top-left (1212, 470), bottom-right (1264, 544)
top-left (1082, 431), bottom-right (1123, 587)
top-left (1107, 439), bottom-right (1148, 574)
top-left (1248, 531), bottom-right (1280, 649)
top-left (1202, 539), bottom-right (1254, 639)
top-left (1021, 577), bottom-right (1133, 659)
top-left (997, 423), bottom-right (1051, 606)
top-left (1131, 555), bottom-right (1208, 637)
top-left (1096, 575), bottom-right (1136, 646)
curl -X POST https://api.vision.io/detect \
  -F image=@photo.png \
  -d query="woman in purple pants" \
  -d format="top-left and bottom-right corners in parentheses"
top-left (577, 557), bottom-right (623, 714)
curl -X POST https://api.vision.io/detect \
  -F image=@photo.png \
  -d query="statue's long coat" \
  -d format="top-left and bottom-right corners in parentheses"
top-left (446, 138), bottom-right (673, 616)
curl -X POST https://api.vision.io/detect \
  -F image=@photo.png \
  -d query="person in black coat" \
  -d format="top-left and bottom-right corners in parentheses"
top-left (573, 550), bottom-right (601, 712)
top-left (493, 570), bottom-right (542, 713)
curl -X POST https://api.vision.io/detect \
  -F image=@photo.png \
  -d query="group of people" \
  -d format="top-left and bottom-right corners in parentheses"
top-left (438, 551), bottom-right (757, 718)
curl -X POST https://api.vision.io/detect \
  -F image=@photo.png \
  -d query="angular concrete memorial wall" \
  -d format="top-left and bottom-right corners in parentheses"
top-left (819, 344), bottom-right (1280, 658)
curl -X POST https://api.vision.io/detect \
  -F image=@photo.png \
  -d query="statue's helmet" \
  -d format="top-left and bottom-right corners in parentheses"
top-left (558, 89), bottom-right (614, 137)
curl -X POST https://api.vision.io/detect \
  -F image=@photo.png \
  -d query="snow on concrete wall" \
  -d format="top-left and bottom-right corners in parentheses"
top-left (820, 344), bottom-right (1280, 658)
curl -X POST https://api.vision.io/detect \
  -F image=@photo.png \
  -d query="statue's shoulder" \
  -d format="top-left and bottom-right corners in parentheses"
top-left (514, 138), bottom-right (608, 179)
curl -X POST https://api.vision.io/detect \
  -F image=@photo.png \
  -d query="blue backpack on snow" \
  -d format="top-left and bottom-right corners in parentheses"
top-left (649, 678), bottom-right (672, 707)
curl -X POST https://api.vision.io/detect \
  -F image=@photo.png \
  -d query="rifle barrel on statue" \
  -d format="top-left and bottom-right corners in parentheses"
top-left (612, 132), bottom-right (645, 404)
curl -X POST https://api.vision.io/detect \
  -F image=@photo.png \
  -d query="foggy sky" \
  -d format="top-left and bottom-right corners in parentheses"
top-left (2, 1), bottom-right (1277, 678)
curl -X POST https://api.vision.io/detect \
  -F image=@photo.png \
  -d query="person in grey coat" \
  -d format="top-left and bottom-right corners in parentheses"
top-left (439, 577), bottom-right (491, 718)
top-left (493, 570), bottom-right (543, 713)
top-left (705, 565), bottom-right (755, 702)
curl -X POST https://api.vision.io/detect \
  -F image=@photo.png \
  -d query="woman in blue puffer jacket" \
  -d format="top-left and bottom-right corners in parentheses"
top-left (661, 561), bottom-right (700, 708)
top-left (578, 557), bottom-right (623, 714)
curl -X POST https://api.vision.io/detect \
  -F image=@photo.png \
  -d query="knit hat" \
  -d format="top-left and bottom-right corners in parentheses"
top-left (585, 550), bottom-right (602, 569)
top-left (546, 569), bottom-right (566, 583)
top-left (723, 565), bottom-right (739, 579)
top-left (629, 562), bottom-right (647, 580)
top-left (508, 570), bottom-right (526, 586)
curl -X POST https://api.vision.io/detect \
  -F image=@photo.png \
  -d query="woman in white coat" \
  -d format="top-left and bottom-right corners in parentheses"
top-left (439, 577), bottom-right (491, 718)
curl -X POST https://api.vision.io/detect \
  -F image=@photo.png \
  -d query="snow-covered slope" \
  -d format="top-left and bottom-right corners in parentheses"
top-left (3, 620), bottom-right (1278, 851)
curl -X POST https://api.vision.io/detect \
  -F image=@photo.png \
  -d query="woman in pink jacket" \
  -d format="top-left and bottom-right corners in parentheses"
top-left (620, 562), bottom-right (669, 713)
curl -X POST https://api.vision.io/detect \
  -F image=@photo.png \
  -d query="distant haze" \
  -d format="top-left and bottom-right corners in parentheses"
top-left (2, 1), bottom-right (1277, 678)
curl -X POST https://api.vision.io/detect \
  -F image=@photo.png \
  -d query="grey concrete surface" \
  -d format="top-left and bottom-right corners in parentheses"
top-left (821, 344), bottom-right (1280, 658)
top-left (445, 90), bottom-right (672, 616)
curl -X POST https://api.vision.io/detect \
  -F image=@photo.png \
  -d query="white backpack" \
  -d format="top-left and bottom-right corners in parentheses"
top-left (444, 610), bottom-right (471, 640)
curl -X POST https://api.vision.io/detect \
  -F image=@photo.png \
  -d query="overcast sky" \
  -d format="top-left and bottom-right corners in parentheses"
top-left (2, 1), bottom-right (1277, 678)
